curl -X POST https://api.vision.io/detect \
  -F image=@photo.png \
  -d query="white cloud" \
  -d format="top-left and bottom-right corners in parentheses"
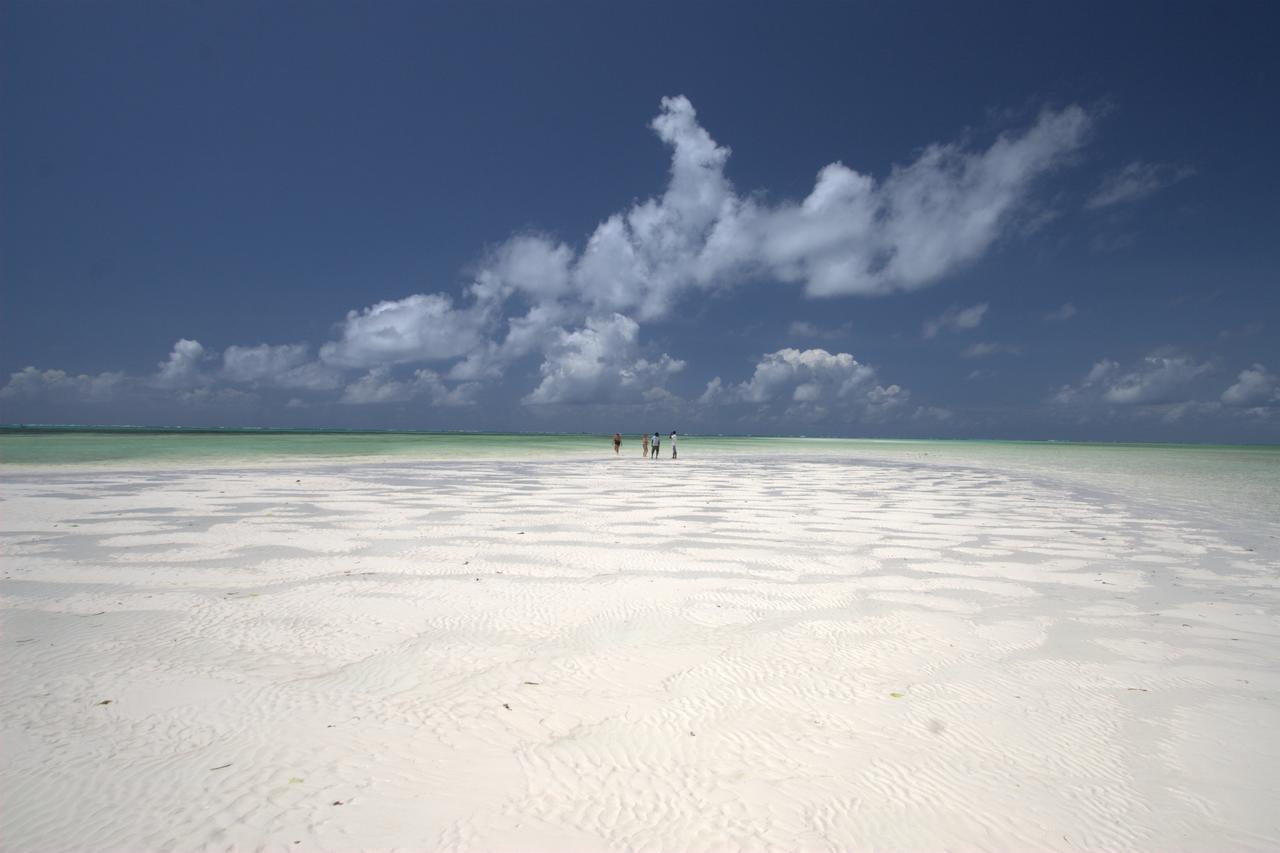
top-left (1102, 356), bottom-right (1212, 404)
top-left (1086, 161), bottom-right (1195, 209)
top-left (447, 300), bottom-right (575, 382)
top-left (0, 366), bottom-right (127, 402)
top-left (1044, 302), bottom-right (1077, 321)
top-left (222, 344), bottom-right (342, 390)
top-left (1085, 359), bottom-right (1120, 384)
top-left (471, 235), bottom-right (574, 303)
top-left (1221, 364), bottom-right (1279, 406)
top-left (523, 314), bottom-right (685, 405)
top-left (319, 294), bottom-right (492, 369)
top-left (1053, 353), bottom-right (1211, 406)
top-left (961, 341), bottom-right (1021, 358)
top-left (339, 367), bottom-right (479, 406)
top-left (923, 303), bottom-right (988, 338)
top-left (14, 97), bottom-right (1099, 416)
top-left (154, 339), bottom-right (207, 389)
top-left (729, 348), bottom-right (875, 403)
top-left (740, 107), bottom-right (1092, 298)
top-left (563, 95), bottom-right (737, 320)
top-left (448, 97), bottom-right (1088, 383)
top-left (702, 347), bottom-right (907, 420)
top-left (1051, 359), bottom-right (1115, 404)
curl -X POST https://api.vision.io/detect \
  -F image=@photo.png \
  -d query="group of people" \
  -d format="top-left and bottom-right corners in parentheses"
top-left (612, 431), bottom-right (678, 459)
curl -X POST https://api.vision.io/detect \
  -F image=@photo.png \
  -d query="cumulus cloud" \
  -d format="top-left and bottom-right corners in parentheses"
top-left (922, 303), bottom-right (988, 338)
top-left (719, 348), bottom-right (875, 403)
top-left (447, 300), bottom-right (574, 383)
top-left (0, 366), bottom-right (128, 402)
top-left (1221, 364), bottom-right (1278, 406)
top-left (1053, 353), bottom-right (1212, 406)
top-left (1086, 359), bottom-right (1120, 384)
top-left (721, 99), bottom-right (1089, 300)
top-left (471, 235), bottom-right (575, 303)
top-left (9, 97), bottom-right (1099, 416)
top-left (1086, 161), bottom-right (1195, 209)
top-left (319, 294), bottom-right (492, 369)
top-left (523, 314), bottom-right (685, 405)
top-left (339, 367), bottom-right (479, 406)
top-left (222, 344), bottom-right (342, 390)
top-left (702, 347), bottom-right (908, 421)
top-left (428, 96), bottom-right (1088, 390)
top-left (153, 339), bottom-right (207, 389)
top-left (556, 96), bottom-right (736, 320)
top-left (1102, 356), bottom-right (1212, 404)
top-left (1044, 302), bottom-right (1077, 322)
top-left (738, 107), bottom-right (1092, 298)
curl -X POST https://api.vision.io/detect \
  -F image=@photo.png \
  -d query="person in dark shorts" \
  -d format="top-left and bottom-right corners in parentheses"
top-left (650, 431), bottom-right (660, 458)
top-left (612, 432), bottom-right (621, 455)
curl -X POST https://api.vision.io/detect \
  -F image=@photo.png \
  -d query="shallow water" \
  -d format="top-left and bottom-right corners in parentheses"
top-left (2, 427), bottom-right (1277, 537)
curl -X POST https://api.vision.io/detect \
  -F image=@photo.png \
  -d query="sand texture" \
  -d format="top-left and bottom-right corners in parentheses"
top-left (2, 457), bottom-right (1278, 851)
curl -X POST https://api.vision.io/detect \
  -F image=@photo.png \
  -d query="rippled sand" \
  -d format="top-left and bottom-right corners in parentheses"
top-left (2, 457), bottom-right (1278, 851)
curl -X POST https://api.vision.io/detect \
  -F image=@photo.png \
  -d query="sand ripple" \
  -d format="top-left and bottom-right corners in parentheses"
top-left (2, 458), bottom-right (1278, 851)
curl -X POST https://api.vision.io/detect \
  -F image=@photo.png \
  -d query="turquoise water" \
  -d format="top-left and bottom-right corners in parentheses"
top-left (3, 427), bottom-right (1278, 534)
top-left (0, 427), bottom-right (604, 465)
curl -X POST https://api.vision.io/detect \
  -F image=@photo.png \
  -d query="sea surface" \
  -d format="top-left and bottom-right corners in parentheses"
top-left (3, 426), bottom-right (1278, 539)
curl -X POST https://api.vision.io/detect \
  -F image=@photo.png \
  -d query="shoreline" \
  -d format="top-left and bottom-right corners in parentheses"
top-left (5, 447), bottom-right (1278, 545)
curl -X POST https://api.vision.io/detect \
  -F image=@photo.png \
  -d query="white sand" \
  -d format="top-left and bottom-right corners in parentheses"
top-left (2, 456), bottom-right (1278, 851)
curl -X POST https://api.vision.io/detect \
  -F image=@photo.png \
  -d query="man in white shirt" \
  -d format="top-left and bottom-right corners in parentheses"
top-left (670, 431), bottom-right (678, 459)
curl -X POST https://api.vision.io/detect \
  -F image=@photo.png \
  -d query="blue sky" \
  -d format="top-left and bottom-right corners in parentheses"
top-left (3, 1), bottom-right (1277, 441)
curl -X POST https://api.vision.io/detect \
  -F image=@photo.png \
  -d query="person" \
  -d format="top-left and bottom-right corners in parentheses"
top-left (641, 432), bottom-right (650, 457)
top-left (670, 430), bottom-right (678, 459)
top-left (650, 431), bottom-right (660, 459)
top-left (612, 432), bottom-right (621, 455)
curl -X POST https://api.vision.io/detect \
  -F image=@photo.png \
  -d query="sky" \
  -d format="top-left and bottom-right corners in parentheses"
top-left (2, 1), bottom-right (1278, 441)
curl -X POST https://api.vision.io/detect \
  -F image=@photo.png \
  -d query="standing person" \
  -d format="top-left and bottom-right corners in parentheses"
top-left (612, 432), bottom-right (621, 455)
top-left (651, 431), bottom-right (660, 459)
top-left (670, 430), bottom-right (678, 459)
top-left (641, 432), bottom-right (650, 457)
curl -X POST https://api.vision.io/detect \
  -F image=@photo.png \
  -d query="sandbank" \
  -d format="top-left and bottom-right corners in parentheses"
top-left (2, 455), bottom-right (1278, 850)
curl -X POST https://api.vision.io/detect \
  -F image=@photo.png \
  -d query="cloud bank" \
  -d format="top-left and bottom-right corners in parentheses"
top-left (4, 96), bottom-right (1097, 419)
